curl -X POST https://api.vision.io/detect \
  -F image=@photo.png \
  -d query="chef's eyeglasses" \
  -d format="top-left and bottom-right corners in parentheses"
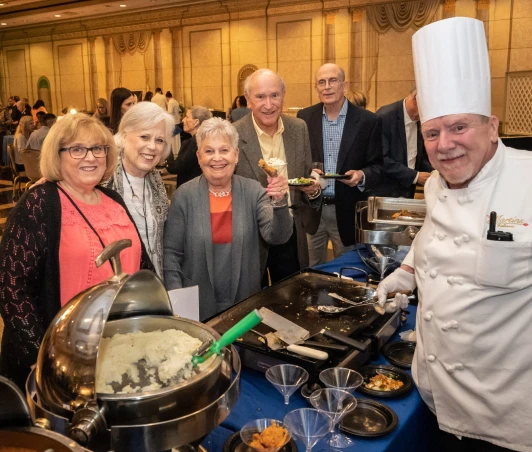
top-left (60, 145), bottom-right (109, 159)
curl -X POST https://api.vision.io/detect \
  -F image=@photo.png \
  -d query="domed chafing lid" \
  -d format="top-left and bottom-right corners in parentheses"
top-left (35, 240), bottom-right (173, 415)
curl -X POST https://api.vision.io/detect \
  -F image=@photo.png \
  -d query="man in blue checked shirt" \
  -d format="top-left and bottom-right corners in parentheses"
top-left (297, 63), bottom-right (383, 265)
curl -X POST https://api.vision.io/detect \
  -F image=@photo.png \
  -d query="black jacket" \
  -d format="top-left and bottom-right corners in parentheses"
top-left (166, 136), bottom-right (202, 188)
top-left (374, 99), bottom-right (433, 198)
top-left (297, 101), bottom-right (383, 246)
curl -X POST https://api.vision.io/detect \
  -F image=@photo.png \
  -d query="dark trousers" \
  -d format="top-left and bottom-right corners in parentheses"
top-left (262, 224), bottom-right (300, 286)
top-left (438, 426), bottom-right (512, 452)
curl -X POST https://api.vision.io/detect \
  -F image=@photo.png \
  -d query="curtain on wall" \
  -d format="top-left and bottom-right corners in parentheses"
top-left (366, 0), bottom-right (440, 33)
top-left (111, 31), bottom-right (153, 88)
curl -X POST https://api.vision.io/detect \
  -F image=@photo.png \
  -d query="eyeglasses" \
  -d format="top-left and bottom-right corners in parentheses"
top-left (315, 78), bottom-right (343, 89)
top-left (59, 145), bottom-right (109, 159)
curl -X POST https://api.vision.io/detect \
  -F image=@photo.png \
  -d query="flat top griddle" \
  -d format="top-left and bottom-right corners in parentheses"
top-left (207, 269), bottom-right (382, 354)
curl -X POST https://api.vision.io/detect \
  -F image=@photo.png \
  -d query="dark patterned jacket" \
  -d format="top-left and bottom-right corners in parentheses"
top-left (0, 182), bottom-right (154, 388)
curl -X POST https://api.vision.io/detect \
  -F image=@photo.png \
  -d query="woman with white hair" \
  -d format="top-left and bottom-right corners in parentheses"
top-left (102, 101), bottom-right (174, 277)
top-left (163, 117), bottom-right (293, 320)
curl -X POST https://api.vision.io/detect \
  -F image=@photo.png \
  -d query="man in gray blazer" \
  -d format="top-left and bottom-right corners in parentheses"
top-left (233, 69), bottom-right (321, 284)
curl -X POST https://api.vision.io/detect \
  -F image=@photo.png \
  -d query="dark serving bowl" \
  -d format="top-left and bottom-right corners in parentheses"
top-left (357, 364), bottom-right (413, 398)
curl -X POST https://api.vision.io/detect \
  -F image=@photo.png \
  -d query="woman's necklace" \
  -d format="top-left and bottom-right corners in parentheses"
top-left (123, 168), bottom-right (155, 256)
top-left (208, 188), bottom-right (232, 197)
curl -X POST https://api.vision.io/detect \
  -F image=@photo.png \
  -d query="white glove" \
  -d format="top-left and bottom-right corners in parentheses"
top-left (375, 268), bottom-right (416, 314)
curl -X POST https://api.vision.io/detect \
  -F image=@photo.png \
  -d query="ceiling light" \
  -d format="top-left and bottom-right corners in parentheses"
top-left (0, 4), bottom-right (5, 6)
top-left (55, 14), bottom-right (61, 17)
top-left (70, 108), bottom-right (77, 115)
top-left (120, 4), bottom-right (127, 7)
top-left (0, 23), bottom-right (6, 26)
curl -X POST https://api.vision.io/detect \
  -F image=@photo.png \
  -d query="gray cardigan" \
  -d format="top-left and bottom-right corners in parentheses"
top-left (163, 174), bottom-right (293, 320)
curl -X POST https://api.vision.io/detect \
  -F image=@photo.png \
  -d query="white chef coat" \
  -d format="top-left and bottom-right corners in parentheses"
top-left (403, 139), bottom-right (532, 451)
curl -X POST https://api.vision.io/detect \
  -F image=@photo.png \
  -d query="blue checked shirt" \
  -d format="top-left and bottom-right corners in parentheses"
top-left (322, 98), bottom-right (365, 196)
top-left (322, 99), bottom-right (348, 196)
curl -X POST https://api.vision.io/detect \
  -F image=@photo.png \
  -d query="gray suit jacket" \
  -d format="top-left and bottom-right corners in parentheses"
top-left (163, 174), bottom-right (293, 321)
top-left (233, 113), bottom-right (317, 270)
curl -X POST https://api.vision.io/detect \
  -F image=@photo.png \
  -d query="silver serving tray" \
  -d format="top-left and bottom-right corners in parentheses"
top-left (367, 197), bottom-right (426, 226)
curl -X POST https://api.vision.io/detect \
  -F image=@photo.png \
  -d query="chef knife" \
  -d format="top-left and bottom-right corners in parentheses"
top-left (258, 308), bottom-right (328, 360)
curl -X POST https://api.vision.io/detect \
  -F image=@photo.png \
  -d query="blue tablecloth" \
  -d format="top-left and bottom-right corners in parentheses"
top-left (202, 250), bottom-right (439, 451)
top-left (2, 135), bottom-right (14, 166)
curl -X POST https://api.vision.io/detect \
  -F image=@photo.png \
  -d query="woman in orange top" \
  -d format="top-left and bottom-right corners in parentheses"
top-left (0, 113), bottom-right (154, 389)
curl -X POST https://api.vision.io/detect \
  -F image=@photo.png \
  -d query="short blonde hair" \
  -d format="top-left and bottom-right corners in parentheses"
top-left (40, 113), bottom-right (118, 181)
top-left (196, 117), bottom-right (239, 150)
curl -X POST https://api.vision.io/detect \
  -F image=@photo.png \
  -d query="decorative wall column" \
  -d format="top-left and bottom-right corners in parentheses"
top-left (88, 37), bottom-right (99, 110)
top-left (350, 8), bottom-right (364, 93)
top-left (443, 0), bottom-right (457, 19)
top-left (476, 0), bottom-right (490, 45)
top-left (152, 29), bottom-right (163, 90)
top-left (103, 35), bottom-right (114, 98)
top-left (324, 11), bottom-right (337, 63)
top-left (170, 27), bottom-right (182, 102)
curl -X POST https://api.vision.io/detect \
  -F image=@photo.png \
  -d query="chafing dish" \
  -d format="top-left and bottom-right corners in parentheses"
top-left (28, 239), bottom-right (240, 451)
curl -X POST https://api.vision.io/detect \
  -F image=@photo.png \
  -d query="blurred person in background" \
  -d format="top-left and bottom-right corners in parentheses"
top-left (144, 91), bottom-right (153, 102)
top-left (164, 118), bottom-right (293, 320)
top-left (31, 100), bottom-right (47, 124)
top-left (110, 87), bottom-right (136, 134)
top-left (27, 113), bottom-right (57, 151)
top-left (0, 113), bottom-right (153, 389)
top-left (13, 116), bottom-right (34, 170)
top-left (166, 105), bottom-right (212, 188)
top-left (93, 98), bottom-right (109, 120)
top-left (230, 95), bottom-right (250, 122)
top-left (102, 101), bottom-right (174, 278)
top-left (151, 87), bottom-right (166, 110)
top-left (346, 90), bottom-right (367, 109)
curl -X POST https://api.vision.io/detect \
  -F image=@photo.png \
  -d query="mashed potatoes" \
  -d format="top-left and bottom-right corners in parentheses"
top-left (96, 329), bottom-right (202, 394)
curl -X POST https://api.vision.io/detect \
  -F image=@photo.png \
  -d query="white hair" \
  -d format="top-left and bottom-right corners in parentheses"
top-left (196, 117), bottom-right (239, 150)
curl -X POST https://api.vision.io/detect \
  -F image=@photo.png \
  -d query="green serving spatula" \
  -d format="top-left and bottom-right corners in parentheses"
top-left (192, 309), bottom-right (263, 366)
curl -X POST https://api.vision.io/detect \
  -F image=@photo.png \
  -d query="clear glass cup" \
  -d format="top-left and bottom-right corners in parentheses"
top-left (309, 388), bottom-right (357, 449)
top-left (284, 408), bottom-right (331, 452)
top-left (266, 364), bottom-right (309, 405)
top-left (240, 418), bottom-right (291, 452)
top-left (319, 367), bottom-right (363, 394)
top-left (312, 162), bottom-right (324, 173)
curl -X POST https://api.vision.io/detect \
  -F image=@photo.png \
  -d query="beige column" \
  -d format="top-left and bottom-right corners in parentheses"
top-left (103, 36), bottom-right (114, 97)
top-left (88, 37), bottom-right (99, 110)
top-left (170, 28), bottom-right (182, 102)
top-left (476, 0), bottom-right (490, 45)
top-left (324, 11), bottom-right (337, 64)
top-left (152, 29), bottom-right (163, 90)
top-left (350, 8), bottom-right (364, 93)
top-left (443, 0), bottom-right (457, 19)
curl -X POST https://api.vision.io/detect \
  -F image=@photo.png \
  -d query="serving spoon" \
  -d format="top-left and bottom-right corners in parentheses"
top-left (318, 291), bottom-right (413, 315)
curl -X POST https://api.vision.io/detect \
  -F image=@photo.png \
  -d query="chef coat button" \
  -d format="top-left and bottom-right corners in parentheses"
top-left (441, 323), bottom-right (449, 332)
top-left (450, 320), bottom-right (459, 328)
top-left (429, 269), bottom-right (438, 278)
top-left (438, 194), bottom-right (447, 202)
top-left (462, 234), bottom-right (470, 242)
top-left (458, 196), bottom-right (467, 205)
top-left (454, 362), bottom-right (464, 370)
top-left (453, 237), bottom-right (462, 246)
top-left (423, 312), bottom-right (433, 321)
top-left (428, 355), bottom-right (436, 362)
top-left (438, 232), bottom-right (446, 240)
top-left (454, 277), bottom-right (464, 285)
top-left (445, 364), bottom-right (455, 373)
top-left (447, 276), bottom-right (454, 285)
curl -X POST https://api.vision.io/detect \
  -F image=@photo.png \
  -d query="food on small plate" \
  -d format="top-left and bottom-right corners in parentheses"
top-left (364, 371), bottom-right (405, 391)
top-left (249, 420), bottom-right (290, 450)
top-left (288, 177), bottom-right (313, 186)
top-left (325, 172), bottom-right (342, 176)
top-left (391, 209), bottom-right (424, 220)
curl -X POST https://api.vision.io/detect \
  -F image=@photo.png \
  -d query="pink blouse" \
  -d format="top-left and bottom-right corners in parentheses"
top-left (59, 190), bottom-right (142, 306)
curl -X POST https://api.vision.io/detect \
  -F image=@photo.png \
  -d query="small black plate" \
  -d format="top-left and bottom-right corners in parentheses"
top-left (288, 179), bottom-right (313, 187)
top-left (357, 364), bottom-right (412, 398)
top-left (322, 174), bottom-right (349, 179)
top-left (223, 431), bottom-right (298, 452)
top-left (340, 398), bottom-right (398, 437)
top-left (382, 341), bottom-right (416, 369)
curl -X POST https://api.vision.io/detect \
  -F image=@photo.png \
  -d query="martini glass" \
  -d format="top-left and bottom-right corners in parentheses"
top-left (319, 367), bottom-right (363, 394)
top-left (260, 161), bottom-right (288, 207)
top-left (240, 418), bottom-right (291, 451)
top-left (266, 364), bottom-right (309, 405)
top-left (309, 388), bottom-right (357, 448)
top-left (284, 408), bottom-right (331, 452)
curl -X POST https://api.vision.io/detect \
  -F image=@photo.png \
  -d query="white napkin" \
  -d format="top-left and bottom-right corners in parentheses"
top-left (311, 170), bottom-right (328, 189)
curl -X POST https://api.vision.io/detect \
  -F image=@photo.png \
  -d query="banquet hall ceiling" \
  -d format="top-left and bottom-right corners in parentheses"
top-left (0, 0), bottom-right (222, 30)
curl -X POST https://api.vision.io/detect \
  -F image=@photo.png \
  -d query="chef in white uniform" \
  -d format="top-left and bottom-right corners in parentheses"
top-left (376, 17), bottom-right (532, 452)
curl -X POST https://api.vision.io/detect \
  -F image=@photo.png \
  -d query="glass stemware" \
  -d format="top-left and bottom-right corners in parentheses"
top-left (309, 388), bottom-right (357, 449)
top-left (260, 161), bottom-right (288, 208)
top-left (319, 367), bottom-right (363, 394)
top-left (284, 408), bottom-right (331, 452)
top-left (240, 418), bottom-right (291, 452)
top-left (266, 364), bottom-right (309, 405)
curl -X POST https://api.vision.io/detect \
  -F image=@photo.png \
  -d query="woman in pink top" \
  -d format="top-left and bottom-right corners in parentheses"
top-left (0, 113), bottom-right (154, 389)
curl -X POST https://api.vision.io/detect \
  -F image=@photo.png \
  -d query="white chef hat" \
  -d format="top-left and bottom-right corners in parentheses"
top-left (412, 17), bottom-right (491, 124)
